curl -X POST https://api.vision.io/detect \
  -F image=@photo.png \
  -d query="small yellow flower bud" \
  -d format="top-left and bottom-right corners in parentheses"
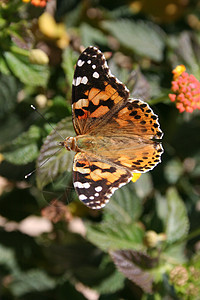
top-left (144, 230), bottom-right (159, 248)
top-left (35, 94), bottom-right (47, 108)
top-left (29, 49), bottom-right (49, 65)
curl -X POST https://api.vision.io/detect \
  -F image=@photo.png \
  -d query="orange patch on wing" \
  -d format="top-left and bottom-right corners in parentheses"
top-left (117, 107), bottom-right (129, 118)
top-left (90, 105), bottom-right (109, 118)
top-left (114, 118), bottom-right (129, 127)
top-left (117, 155), bottom-right (134, 168)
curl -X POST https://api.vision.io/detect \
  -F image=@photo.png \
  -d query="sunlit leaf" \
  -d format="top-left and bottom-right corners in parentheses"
top-left (86, 222), bottom-right (144, 251)
top-left (4, 52), bottom-right (49, 87)
top-left (105, 183), bottom-right (142, 223)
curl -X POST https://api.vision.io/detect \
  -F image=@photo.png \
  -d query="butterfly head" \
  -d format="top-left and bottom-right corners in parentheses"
top-left (63, 136), bottom-right (77, 152)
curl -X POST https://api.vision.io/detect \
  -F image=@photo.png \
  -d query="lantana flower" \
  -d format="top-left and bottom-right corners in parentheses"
top-left (169, 65), bottom-right (200, 113)
top-left (22, 0), bottom-right (49, 7)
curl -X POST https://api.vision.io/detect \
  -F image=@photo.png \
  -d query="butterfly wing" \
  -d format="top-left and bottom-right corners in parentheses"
top-left (72, 46), bottom-right (129, 135)
top-left (73, 152), bottom-right (132, 209)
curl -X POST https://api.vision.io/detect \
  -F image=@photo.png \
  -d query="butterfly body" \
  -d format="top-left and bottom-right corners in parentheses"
top-left (67, 46), bottom-right (163, 209)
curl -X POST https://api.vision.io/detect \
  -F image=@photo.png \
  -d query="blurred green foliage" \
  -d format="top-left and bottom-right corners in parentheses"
top-left (0, 0), bottom-right (200, 299)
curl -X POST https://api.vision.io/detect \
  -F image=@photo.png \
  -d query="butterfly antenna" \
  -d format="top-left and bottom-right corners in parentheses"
top-left (31, 105), bottom-right (65, 140)
top-left (24, 146), bottom-right (63, 179)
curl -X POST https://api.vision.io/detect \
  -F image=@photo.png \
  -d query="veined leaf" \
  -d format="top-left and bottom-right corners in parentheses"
top-left (102, 20), bottom-right (165, 62)
top-left (0, 73), bottom-right (20, 118)
top-left (166, 187), bottom-right (189, 243)
top-left (80, 23), bottom-right (107, 48)
top-left (36, 117), bottom-right (75, 189)
top-left (2, 125), bottom-right (41, 165)
top-left (4, 51), bottom-right (49, 87)
top-left (110, 250), bottom-right (157, 294)
top-left (94, 269), bottom-right (124, 294)
top-left (10, 269), bottom-right (56, 297)
top-left (86, 221), bottom-right (144, 252)
top-left (105, 183), bottom-right (142, 223)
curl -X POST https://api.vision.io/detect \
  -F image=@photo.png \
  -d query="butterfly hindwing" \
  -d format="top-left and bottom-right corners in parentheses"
top-left (73, 152), bottom-right (132, 209)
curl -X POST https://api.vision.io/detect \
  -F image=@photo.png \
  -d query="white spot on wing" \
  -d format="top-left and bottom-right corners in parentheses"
top-left (94, 193), bottom-right (99, 197)
top-left (95, 186), bottom-right (102, 192)
top-left (87, 60), bottom-right (91, 64)
top-left (74, 182), bottom-right (90, 189)
top-left (79, 194), bottom-right (87, 201)
top-left (92, 65), bottom-right (96, 69)
top-left (93, 72), bottom-right (99, 79)
top-left (77, 59), bottom-right (85, 67)
top-left (81, 76), bottom-right (88, 84)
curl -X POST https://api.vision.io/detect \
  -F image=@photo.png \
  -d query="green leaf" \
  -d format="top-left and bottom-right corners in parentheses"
top-left (86, 221), bottom-right (144, 252)
top-left (36, 117), bottom-right (75, 189)
top-left (4, 51), bottom-right (49, 87)
top-left (102, 20), bottom-right (165, 62)
top-left (134, 173), bottom-right (153, 198)
top-left (2, 125), bottom-right (41, 165)
top-left (0, 53), bottom-right (10, 74)
top-left (3, 144), bottom-right (38, 165)
top-left (80, 23), bottom-right (107, 48)
top-left (164, 158), bottom-right (183, 184)
top-left (94, 269), bottom-right (125, 294)
top-left (165, 187), bottom-right (189, 243)
top-left (10, 269), bottom-right (56, 297)
top-left (105, 183), bottom-right (142, 223)
top-left (62, 47), bottom-right (78, 88)
top-left (0, 73), bottom-right (20, 118)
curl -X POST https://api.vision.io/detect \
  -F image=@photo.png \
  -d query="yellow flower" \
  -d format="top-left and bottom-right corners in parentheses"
top-left (172, 64), bottom-right (186, 80)
top-left (38, 12), bottom-right (69, 48)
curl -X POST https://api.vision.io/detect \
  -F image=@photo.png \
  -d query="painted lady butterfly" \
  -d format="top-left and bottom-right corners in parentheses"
top-left (63, 46), bottom-right (163, 209)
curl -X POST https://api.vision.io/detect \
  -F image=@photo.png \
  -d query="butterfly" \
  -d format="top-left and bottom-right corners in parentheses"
top-left (63, 46), bottom-right (163, 209)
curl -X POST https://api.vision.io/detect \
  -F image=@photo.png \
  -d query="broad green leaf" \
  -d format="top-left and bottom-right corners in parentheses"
top-left (0, 73), bottom-right (20, 118)
top-left (2, 125), bottom-right (41, 165)
top-left (4, 51), bottom-right (49, 87)
top-left (165, 187), bottom-right (189, 243)
top-left (94, 269), bottom-right (124, 294)
top-left (10, 269), bottom-right (56, 297)
top-left (105, 183), bottom-right (142, 223)
top-left (3, 143), bottom-right (38, 165)
top-left (36, 117), bottom-right (75, 189)
top-left (102, 20), bottom-right (165, 62)
top-left (0, 244), bottom-right (17, 271)
top-left (0, 53), bottom-right (10, 74)
top-left (134, 173), bottom-right (153, 198)
top-left (86, 221), bottom-right (144, 251)
top-left (80, 23), bottom-right (107, 48)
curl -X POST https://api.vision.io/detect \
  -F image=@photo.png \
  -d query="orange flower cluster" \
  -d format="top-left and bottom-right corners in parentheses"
top-left (169, 65), bottom-right (200, 113)
top-left (22, 0), bottom-right (49, 7)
